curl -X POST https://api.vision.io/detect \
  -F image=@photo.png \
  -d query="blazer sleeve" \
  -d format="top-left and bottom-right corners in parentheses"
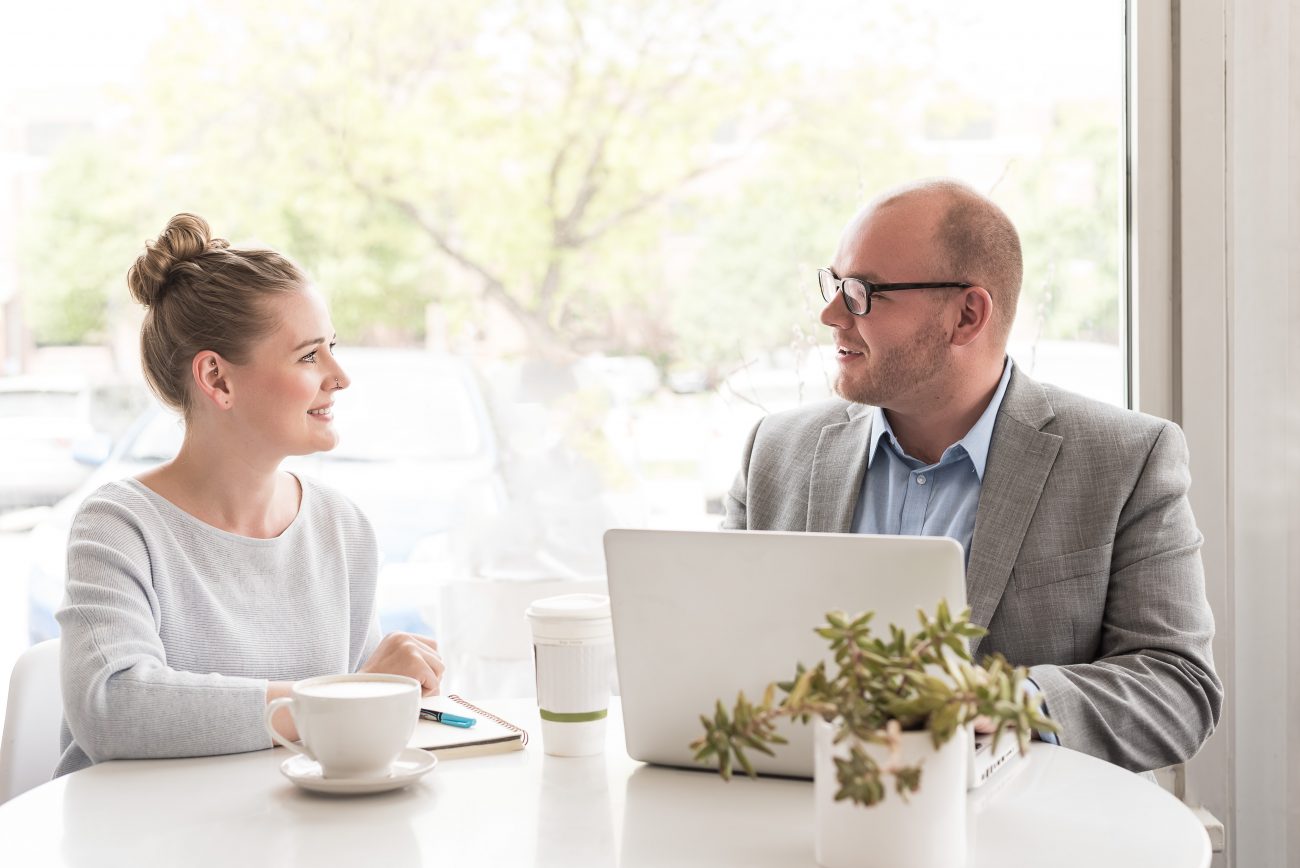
top-left (1027, 421), bottom-right (1223, 771)
top-left (721, 418), bottom-right (762, 530)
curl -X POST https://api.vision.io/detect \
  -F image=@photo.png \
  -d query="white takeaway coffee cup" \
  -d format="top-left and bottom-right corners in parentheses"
top-left (264, 673), bottom-right (420, 779)
top-left (525, 593), bottom-right (614, 757)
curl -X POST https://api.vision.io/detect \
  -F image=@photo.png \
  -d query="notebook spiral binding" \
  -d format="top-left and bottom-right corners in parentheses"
top-left (448, 694), bottom-right (530, 746)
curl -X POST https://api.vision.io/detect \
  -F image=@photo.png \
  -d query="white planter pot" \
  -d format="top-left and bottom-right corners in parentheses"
top-left (813, 717), bottom-right (967, 868)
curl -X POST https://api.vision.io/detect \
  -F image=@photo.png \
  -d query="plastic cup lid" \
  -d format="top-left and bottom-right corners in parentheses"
top-left (525, 593), bottom-right (611, 621)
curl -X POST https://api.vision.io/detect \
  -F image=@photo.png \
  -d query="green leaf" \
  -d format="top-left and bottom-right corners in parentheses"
top-left (734, 743), bottom-right (756, 778)
top-left (850, 611), bottom-right (874, 629)
top-left (787, 668), bottom-right (814, 707)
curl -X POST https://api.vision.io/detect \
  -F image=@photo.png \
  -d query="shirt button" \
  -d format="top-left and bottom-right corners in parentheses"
top-left (916, 475), bottom-right (927, 485)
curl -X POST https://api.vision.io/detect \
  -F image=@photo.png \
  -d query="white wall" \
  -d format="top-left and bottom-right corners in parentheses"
top-left (1225, 1), bottom-right (1300, 864)
top-left (1171, 1), bottom-right (1231, 861)
top-left (1169, 1), bottom-right (1300, 865)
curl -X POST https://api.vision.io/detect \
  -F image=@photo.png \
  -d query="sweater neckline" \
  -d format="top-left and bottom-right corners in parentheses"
top-left (122, 473), bottom-right (309, 546)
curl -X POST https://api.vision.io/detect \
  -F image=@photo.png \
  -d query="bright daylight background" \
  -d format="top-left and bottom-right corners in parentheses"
top-left (0, 0), bottom-right (1125, 704)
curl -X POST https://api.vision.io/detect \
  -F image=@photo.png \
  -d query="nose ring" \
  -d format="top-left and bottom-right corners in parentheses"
top-left (334, 377), bottom-right (341, 389)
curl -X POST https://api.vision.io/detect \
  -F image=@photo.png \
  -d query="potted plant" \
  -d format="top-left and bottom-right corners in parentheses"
top-left (691, 600), bottom-right (1056, 868)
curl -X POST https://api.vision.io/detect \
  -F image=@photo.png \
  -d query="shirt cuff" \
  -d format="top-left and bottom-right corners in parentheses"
top-left (1024, 677), bottom-right (1060, 745)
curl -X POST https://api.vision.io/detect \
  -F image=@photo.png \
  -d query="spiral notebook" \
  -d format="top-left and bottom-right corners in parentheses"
top-left (407, 695), bottom-right (529, 759)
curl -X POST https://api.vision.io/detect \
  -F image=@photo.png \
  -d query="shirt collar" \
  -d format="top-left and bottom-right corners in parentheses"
top-left (867, 357), bottom-right (1014, 480)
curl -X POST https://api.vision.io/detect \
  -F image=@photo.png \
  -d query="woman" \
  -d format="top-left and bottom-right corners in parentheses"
top-left (54, 214), bottom-right (443, 776)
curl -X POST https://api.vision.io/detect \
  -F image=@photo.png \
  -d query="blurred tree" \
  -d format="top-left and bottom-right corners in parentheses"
top-left (129, 0), bottom-right (798, 357)
top-left (18, 0), bottom-right (1120, 372)
top-left (1012, 104), bottom-right (1122, 345)
top-left (19, 140), bottom-right (156, 345)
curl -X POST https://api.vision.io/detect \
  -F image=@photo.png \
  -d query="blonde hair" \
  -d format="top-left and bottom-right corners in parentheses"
top-left (127, 213), bottom-right (307, 416)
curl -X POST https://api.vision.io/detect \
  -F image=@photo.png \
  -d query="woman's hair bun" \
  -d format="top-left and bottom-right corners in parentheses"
top-left (128, 214), bottom-right (305, 418)
top-left (127, 213), bottom-right (230, 307)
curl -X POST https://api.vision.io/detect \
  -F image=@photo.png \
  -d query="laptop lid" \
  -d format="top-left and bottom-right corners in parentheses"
top-left (605, 528), bottom-right (967, 779)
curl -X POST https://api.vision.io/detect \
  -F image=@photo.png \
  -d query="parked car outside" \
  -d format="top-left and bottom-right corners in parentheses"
top-left (27, 349), bottom-right (505, 644)
top-left (0, 376), bottom-right (148, 513)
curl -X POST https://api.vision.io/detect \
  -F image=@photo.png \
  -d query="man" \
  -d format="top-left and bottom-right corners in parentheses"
top-left (723, 179), bottom-right (1221, 772)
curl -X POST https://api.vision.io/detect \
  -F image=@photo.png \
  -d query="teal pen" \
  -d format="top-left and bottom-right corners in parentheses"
top-left (420, 708), bottom-right (477, 728)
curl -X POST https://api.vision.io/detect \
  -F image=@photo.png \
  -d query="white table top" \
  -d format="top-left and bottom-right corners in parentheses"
top-left (1, 699), bottom-right (1210, 868)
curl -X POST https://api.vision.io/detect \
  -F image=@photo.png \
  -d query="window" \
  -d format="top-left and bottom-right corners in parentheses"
top-left (0, 0), bottom-right (1128, 697)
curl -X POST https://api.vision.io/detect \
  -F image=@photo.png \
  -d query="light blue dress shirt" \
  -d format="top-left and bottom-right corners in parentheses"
top-left (850, 357), bottom-right (1013, 555)
top-left (848, 358), bottom-right (1060, 744)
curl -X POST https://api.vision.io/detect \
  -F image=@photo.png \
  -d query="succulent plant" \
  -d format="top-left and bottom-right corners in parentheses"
top-left (691, 600), bottom-right (1057, 806)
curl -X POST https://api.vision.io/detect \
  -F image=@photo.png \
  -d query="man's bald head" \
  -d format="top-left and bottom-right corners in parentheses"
top-left (851, 179), bottom-right (1023, 342)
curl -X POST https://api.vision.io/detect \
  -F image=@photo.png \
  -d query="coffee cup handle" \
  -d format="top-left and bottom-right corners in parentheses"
top-left (265, 697), bottom-right (313, 760)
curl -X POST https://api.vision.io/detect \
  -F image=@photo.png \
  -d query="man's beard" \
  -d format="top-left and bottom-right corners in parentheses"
top-left (833, 322), bottom-right (950, 407)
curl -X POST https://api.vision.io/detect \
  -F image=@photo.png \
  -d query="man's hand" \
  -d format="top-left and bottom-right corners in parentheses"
top-left (974, 678), bottom-right (1055, 741)
top-left (974, 677), bottom-right (1050, 736)
top-left (360, 633), bottom-right (445, 696)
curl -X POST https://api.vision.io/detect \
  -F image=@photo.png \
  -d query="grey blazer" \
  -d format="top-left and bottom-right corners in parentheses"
top-left (723, 367), bottom-right (1222, 772)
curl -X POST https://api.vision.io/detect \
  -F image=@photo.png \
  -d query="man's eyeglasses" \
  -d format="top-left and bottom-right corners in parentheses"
top-left (817, 267), bottom-right (972, 316)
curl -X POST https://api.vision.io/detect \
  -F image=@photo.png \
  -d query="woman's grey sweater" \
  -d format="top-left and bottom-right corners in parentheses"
top-left (54, 475), bottom-right (381, 777)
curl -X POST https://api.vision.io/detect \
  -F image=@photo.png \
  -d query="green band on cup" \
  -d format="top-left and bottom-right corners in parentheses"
top-left (539, 708), bottom-right (609, 723)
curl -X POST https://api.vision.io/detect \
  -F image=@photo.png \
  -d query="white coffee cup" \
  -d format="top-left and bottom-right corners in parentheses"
top-left (264, 673), bottom-right (420, 779)
top-left (525, 593), bottom-right (613, 757)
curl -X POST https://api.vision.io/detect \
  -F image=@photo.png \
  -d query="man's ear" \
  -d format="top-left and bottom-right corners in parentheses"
top-left (191, 351), bottom-right (233, 410)
top-left (950, 286), bottom-right (994, 348)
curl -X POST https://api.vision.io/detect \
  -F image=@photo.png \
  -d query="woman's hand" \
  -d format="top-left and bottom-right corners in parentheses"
top-left (360, 632), bottom-right (445, 696)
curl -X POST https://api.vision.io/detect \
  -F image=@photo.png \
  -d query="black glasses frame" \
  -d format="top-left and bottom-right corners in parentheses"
top-left (818, 267), bottom-right (972, 316)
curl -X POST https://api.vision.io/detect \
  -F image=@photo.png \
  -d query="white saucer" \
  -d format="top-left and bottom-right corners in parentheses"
top-left (280, 748), bottom-right (437, 795)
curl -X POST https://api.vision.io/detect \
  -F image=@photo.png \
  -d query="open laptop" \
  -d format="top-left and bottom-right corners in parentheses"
top-left (604, 528), bottom-right (1018, 788)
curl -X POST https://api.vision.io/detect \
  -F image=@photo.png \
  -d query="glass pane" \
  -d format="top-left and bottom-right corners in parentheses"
top-left (331, 354), bottom-right (487, 462)
top-left (0, 0), bottom-right (1127, 700)
top-left (0, 391), bottom-right (79, 419)
top-left (125, 411), bottom-right (183, 464)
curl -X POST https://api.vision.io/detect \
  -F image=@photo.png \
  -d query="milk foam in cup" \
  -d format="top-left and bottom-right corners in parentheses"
top-left (525, 593), bottom-right (614, 757)
top-left (264, 673), bottom-right (420, 779)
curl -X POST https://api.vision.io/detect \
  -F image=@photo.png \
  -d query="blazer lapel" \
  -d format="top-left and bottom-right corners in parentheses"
top-left (806, 406), bottom-right (874, 533)
top-left (967, 370), bottom-right (1062, 656)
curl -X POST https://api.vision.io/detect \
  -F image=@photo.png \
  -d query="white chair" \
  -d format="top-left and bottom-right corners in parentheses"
top-left (0, 639), bottom-right (62, 804)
